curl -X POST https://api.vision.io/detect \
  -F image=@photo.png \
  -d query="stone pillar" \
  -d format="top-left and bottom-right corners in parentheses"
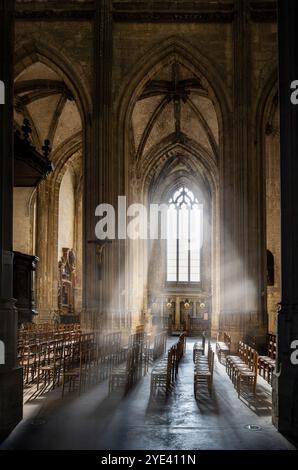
top-left (219, 0), bottom-right (267, 350)
top-left (83, 0), bottom-right (113, 328)
top-left (35, 179), bottom-right (53, 322)
top-left (0, 0), bottom-right (23, 441)
top-left (275, 0), bottom-right (298, 443)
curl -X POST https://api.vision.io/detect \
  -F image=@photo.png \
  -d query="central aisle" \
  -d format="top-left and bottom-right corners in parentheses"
top-left (1, 338), bottom-right (295, 450)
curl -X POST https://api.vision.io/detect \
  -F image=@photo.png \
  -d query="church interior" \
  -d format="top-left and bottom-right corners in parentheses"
top-left (1, 0), bottom-right (298, 451)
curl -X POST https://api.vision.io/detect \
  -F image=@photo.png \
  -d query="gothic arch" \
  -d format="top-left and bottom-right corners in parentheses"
top-left (140, 141), bottom-right (218, 200)
top-left (115, 38), bottom-right (224, 327)
top-left (14, 40), bottom-right (91, 121)
top-left (115, 37), bottom-right (231, 198)
top-left (116, 36), bottom-right (231, 138)
top-left (35, 142), bottom-right (82, 316)
top-left (14, 41), bottom-right (87, 321)
top-left (45, 137), bottom-right (82, 306)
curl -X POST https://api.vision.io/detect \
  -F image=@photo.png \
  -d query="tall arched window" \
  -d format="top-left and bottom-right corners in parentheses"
top-left (167, 186), bottom-right (203, 283)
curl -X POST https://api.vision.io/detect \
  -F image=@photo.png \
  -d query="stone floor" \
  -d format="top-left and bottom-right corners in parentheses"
top-left (1, 338), bottom-right (296, 450)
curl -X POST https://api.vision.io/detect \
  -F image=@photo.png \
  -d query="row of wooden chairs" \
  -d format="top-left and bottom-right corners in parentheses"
top-left (150, 333), bottom-right (186, 397)
top-left (194, 342), bottom-right (214, 398)
top-left (29, 333), bottom-right (95, 396)
top-left (19, 331), bottom-right (82, 384)
top-left (18, 327), bottom-right (125, 397)
top-left (226, 341), bottom-right (258, 397)
top-left (19, 324), bottom-right (170, 399)
top-left (217, 332), bottom-right (276, 387)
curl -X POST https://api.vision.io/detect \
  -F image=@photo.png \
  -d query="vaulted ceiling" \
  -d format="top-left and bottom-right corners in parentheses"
top-left (14, 61), bottom-right (82, 155)
top-left (131, 60), bottom-right (219, 163)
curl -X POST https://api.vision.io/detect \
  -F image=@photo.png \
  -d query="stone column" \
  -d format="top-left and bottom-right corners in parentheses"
top-left (219, 0), bottom-right (267, 350)
top-left (0, 0), bottom-right (23, 441)
top-left (275, 0), bottom-right (298, 443)
top-left (83, 0), bottom-right (113, 328)
top-left (35, 179), bottom-right (53, 322)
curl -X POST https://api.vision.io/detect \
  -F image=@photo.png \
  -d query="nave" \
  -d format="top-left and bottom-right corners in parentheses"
top-left (2, 0), bottom-right (298, 448)
top-left (1, 338), bottom-right (294, 451)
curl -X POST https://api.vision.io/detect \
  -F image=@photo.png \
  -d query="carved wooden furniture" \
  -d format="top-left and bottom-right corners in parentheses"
top-left (216, 332), bottom-right (231, 363)
top-left (13, 251), bottom-right (39, 325)
top-left (14, 119), bottom-right (54, 187)
top-left (194, 342), bottom-right (214, 398)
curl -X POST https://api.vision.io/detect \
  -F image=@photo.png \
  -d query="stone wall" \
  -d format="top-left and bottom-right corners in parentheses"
top-left (13, 187), bottom-right (36, 255)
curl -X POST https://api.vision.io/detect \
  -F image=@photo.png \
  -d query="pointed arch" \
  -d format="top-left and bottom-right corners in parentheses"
top-left (115, 36), bottom-right (230, 203)
top-left (116, 36), bottom-right (231, 133)
top-left (14, 40), bottom-right (91, 125)
top-left (14, 41), bottom-right (88, 321)
top-left (115, 37), bottom-right (224, 334)
top-left (141, 140), bottom-right (218, 202)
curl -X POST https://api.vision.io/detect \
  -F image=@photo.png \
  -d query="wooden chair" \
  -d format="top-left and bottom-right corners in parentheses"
top-left (235, 349), bottom-right (258, 397)
top-left (258, 333), bottom-right (276, 385)
top-left (20, 339), bottom-right (39, 384)
top-left (216, 332), bottom-right (231, 363)
top-left (37, 341), bottom-right (64, 391)
top-left (61, 333), bottom-right (94, 397)
top-left (150, 333), bottom-right (185, 397)
top-left (150, 346), bottom-right (174, 396)
top-left (152, 331), bottom-right (167, 361)
top-left (194, 342), bottom-right (214, 398)
top-left (61, 340), bottom-right (81, 397)
top-left (226, 342), bottom-right (258, 397)
top-left (193, 333), bottom-right (206, 362)
top-left (109, 343), bottom-right (136, 394)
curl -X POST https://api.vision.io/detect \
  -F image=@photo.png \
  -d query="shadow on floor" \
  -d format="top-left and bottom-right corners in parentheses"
top-left (238, 386), bottom-right (272, 416)
top-left (194, 391), bottom-right (220, 415)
